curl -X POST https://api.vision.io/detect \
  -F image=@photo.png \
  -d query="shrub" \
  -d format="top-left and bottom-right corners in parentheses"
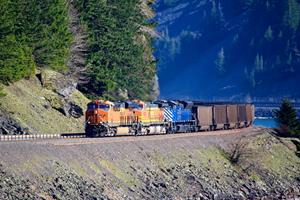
top-left (220, 139), bottom-right (252, 165)
top-left (0, 86), bottom-right (5, 97)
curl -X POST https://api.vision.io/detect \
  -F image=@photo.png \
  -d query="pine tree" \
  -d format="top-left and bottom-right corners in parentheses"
top-left (0, 0), bottom-right (35, 83)
top-left (75, 0), bottom-right (156, 100)
top-left (254, 54), bottom-right (264, 71)
top-left (0, 0), bottom-right (72, 84)
top-left (264, 26), bottom-right (273, 41)
top-left (211, 0), bottom-right (217, 18)
top-left (283, 0), bottom-right (300, 31)
top-left (215, 47), bottom-right (225, 73)
top-left (274, 99), bottom-right (300, 136)
top-left (287, 52), bottom-right (293, 65)
top-left (242, 0), bottom-right (253, 9)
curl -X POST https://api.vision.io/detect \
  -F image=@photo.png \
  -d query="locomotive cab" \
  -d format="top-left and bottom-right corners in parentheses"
top-left (85, 100), bottom-right (112, 125)
top-left (85, 100), bottom-right (115, 137)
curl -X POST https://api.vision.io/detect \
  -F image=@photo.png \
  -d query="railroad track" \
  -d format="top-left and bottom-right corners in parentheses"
top-left (0, 127), bottom-right (262, 142)
top-left (0, 133), bottom-right (86, 141)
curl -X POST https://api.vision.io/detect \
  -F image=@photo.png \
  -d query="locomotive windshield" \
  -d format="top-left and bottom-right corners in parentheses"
top-left (87, 103), bottom-right (97, 110)
top-left (98, 104), bottom-right (110, 111)
top-left (87, 103), bottom-right (110, 111)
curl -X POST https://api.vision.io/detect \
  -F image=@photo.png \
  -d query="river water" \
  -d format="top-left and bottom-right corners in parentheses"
top-left (253, 118), bottom-right (277, 128)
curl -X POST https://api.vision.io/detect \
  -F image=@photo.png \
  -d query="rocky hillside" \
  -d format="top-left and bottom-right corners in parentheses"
top-left (155, 0), bottom-right (300, 100)
top-left (0, 128), bottom-right (299, 199)
top-left (0, 70), bottom-right (89, 135)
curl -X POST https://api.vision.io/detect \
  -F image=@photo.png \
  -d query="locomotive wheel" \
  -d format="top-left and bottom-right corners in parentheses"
top-left (85, 125), bottom-right (94, 137)
top-left (194, 127), bottom-right (199, 132)
top-left (86, 126), bottom-right (108, 137)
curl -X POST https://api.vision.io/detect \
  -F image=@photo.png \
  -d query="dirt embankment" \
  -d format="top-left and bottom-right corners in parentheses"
top-left (0, 127), bottom-right (299, 199)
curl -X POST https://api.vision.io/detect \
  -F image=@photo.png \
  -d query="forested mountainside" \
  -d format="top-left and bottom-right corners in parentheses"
top-left (0, 0), bottom-right (158, 100)
top-left (155, 0), bottom-right (300, 101)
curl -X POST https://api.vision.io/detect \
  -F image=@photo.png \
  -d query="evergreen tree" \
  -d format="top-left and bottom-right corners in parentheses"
top-left (274, 99), bottom-right (300, 136)
top-left (0, 0), bottom-right (35, 83)
top-left (287, 52), bottom-right (293, 65)
top-left (264, 26), bottom-right (273, 41)
top-left (18, 0), bottom-right (73, 71)
top-left (211, 0), bottom-right (217, 18)
top-left (0, 0), bottom-right (73, 85)
top-left (75, 0), bottom-right (156, 100)
top-left (215, 47), bottom-right (225, 73)
top-left (254, 54), bottom-right (264, 71)
top-left (242, 0), bottom-right (254, 9)
top-left (283, 0), bottom-right (300, 31)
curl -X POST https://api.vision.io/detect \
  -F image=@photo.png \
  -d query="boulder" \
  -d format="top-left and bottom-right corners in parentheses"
top-left (0, 109), bottom-right (29, 135)
top-left (54, 101), bottom-right (83, 118)
top-left (68, 101), bottom-right (83, 118)
top-left (40, 70), bottom-right (84, 118)
top-left (39, 70), bottom-right (77, 98)
top-left (43, 91), bottom-right (83, 118)
top-left (117, 88), bottom-right (129, 100)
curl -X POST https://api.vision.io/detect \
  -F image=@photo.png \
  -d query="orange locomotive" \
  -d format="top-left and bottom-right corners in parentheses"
top-left (85, 100), bottom-right (167, 137)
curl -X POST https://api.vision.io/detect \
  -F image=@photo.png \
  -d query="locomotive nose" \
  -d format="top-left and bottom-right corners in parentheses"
top-left (86, 109), bottom-right (108, 125)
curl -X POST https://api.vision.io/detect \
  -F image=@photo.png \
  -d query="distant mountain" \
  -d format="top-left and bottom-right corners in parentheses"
top-left (155, 0), bottom-right (300, 101)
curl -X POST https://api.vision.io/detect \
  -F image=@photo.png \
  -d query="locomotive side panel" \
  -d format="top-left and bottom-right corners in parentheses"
top-left (175, 107), bottom-right (193, 122)
top-left (226, 105), bottom-right (238, 128)
top-left (163, 106), bottom-right (193, 122)
top-left (180, 108), bottom-right (193, 121)
top-left (107, 110), bottom-right (122, 126)
top-left (149, 107), bottom-right (165, 124)
top-left (120, 109), bottom-right (138, 126)
top-left (197, 106), bottom-right (213, 130)
top-left (142, 107), bottom-right (164, 124)
top-left (162, 107), bottom-right (174, 122)
top-left (213, 105), bottom-right (227, 129)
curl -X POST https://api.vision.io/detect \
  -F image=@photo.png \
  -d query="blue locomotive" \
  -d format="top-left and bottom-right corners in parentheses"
top-left (156, 100), bottom-right (196, 133)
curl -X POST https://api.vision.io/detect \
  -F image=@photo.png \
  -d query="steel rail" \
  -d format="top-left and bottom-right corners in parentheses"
top-left (0, 126), bottom-right (258, 142)
top-left (0, 133), bottom-right (86, 141)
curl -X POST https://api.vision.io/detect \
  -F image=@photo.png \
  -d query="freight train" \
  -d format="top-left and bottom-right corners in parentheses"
top-left (85, 100), bottom-right (254, 137)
